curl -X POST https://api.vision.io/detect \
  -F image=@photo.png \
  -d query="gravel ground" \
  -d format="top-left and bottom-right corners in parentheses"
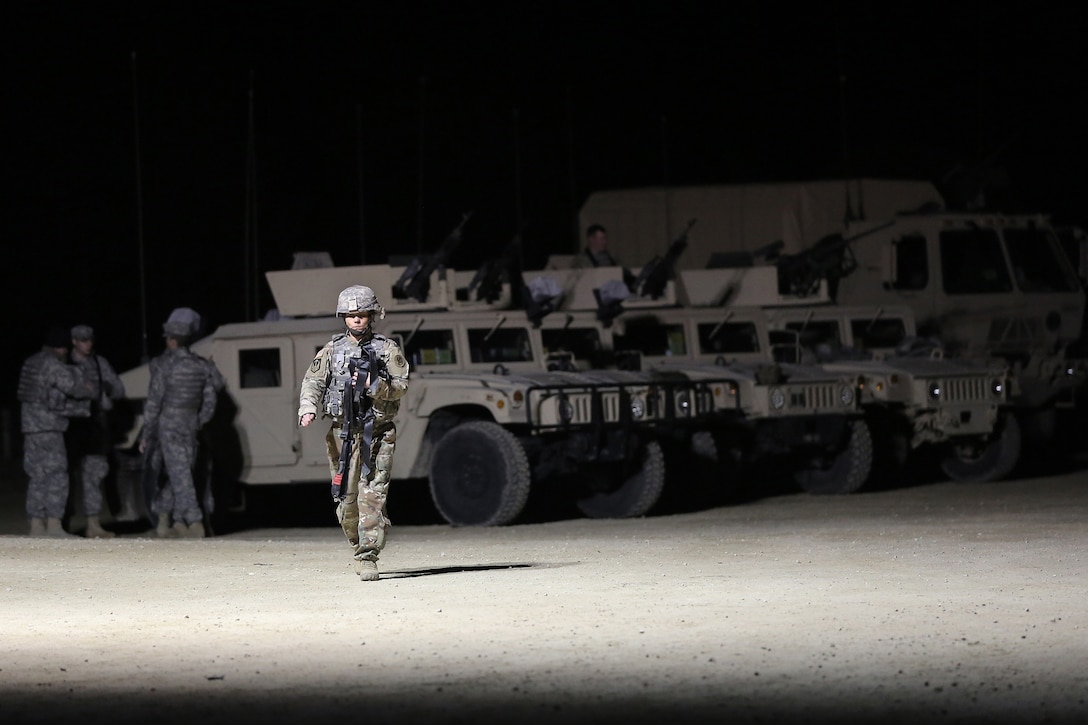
top-left (1, 457), bottom-right (1086, 725)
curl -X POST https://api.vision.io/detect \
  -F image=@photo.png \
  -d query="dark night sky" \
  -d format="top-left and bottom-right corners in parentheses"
top-left (4, 1), bottom-right (1086, 400)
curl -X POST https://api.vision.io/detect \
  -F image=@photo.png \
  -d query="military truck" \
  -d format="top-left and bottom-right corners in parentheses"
top-left (524, 264), bottom-right (872, 495)
top-left (579, 183), bottom-right (1087, 446)
top-left (761, 303), bottom-right (1017, 483)
top-left (115, 262), bottom-right (728, 527)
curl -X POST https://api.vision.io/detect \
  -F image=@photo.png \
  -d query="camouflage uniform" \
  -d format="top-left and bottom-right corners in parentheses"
top-left (17, 341), bottom-right (94, 523)
top-left (67, 325), bottom-right (126, 519)
top-left (299, 327), bottom-right (409, 565)
top-left (142, 319), bottom-right (221, 530)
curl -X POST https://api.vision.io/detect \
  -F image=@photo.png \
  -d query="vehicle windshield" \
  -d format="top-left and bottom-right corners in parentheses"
top-left (1003, 227), bottom-right (1081, 293)
top-left (940, 227), bottom-right (1013, 294)
top-left (541, 327), bottom-right (604, 361)
top-left (850, 317), bottom-right (908, 349)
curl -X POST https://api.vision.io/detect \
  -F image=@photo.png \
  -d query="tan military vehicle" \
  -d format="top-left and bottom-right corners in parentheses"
top-left (116, 262), bottom-right (726, 527)
top-left (526, 264), bottom-right (872, 495)
top-left (762, 303), bottom-right (1017, 483)
top-left (579, 183), bottom-right (1087, 446)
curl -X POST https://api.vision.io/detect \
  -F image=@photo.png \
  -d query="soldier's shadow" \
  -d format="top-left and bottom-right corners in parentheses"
top-left (381, 562), bottom-right (567, 579)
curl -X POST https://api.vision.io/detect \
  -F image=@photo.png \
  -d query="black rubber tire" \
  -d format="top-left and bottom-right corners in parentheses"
top-left (940, 412), bottom-right (1022, 483)
top-left (429, 421), bottom-right (531, 526)
top-left (576, 439), bottom-right (666, 518)
top-left (795, 418), bottom-right (874, 495)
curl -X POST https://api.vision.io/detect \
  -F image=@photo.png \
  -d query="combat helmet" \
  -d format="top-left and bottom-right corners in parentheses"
top-left (163, 307), bottom-right (202, 338)
top-left (336, 285), bottom-right (385, 320)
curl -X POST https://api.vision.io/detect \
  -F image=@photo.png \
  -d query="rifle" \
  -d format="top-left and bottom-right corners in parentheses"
top-left (330, 356), bottom-right (373, 501)
top-left (393, 211), bottom-right (474, 302)
top-left (634, 219), bottom-right (695, 299)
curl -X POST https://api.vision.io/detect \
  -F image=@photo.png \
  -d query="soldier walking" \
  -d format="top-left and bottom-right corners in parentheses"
top-left (67, 324), bottom-right (126, 538)
top-left (298, 285), bottom-right (409, 581)
top-left (139, 308), bottom-right (222, 538)
top-left (17, 326), bottom-right (95, 537)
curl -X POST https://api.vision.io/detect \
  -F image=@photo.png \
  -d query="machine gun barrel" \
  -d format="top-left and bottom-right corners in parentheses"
top-left (635, 218), bottom-right (695, 299)
top-left (393, 211), bottom-right (474, 302)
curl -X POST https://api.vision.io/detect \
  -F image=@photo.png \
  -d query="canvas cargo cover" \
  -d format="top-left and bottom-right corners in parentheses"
top-left (578, 179), bottom-right (943, 271)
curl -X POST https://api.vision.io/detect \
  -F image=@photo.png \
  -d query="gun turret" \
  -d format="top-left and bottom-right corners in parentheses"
top-left (775, 220), bottom-right (894, 299)
top-left (634, 219), bottom-right (695, 299)
top-left (462, 226), bottom-right (525, 304)
top-left (393, 211), bottom-right (473, 302)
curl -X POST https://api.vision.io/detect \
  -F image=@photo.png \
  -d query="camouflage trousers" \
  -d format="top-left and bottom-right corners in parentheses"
top-left (327, 421), bottom-right (397, 562)
top-left (23, 431), bottom-right (70, 519)
top-left (72, 454), bottom-right (110, 517)
top-left (151, 427), bottom-right (203, 526)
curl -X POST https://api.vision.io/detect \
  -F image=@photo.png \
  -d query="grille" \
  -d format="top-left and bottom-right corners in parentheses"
top-left (942, 376), bottom-right (989, 403)
top-left (790, 383), bottom-right (838, 411)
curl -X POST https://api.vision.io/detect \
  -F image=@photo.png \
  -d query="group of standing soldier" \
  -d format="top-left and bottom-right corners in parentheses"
top-left (17, 287), bottom-right (408, 581)
top-left (16, 308), bottom-right (221, 539)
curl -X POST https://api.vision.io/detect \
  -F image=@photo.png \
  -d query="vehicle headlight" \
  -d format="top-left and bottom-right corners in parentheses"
top-left (990, 378), bottom-right (1004, 398)
top-left (676, 391), bottom-right (692, 417)
top-left (558, 397), bottom-right (574, 424)
top-left (770, 387), bottom-right (786, 410)
top-left (630, 395), bottom-right (645, 419)
top-left (839, 385), bottom-right (855, 406)
top-left (928, 381), bottom-right (942, 400)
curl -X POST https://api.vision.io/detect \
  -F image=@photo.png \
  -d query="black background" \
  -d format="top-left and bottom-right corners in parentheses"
top-left (4, 1), bottom-right (1086, 399)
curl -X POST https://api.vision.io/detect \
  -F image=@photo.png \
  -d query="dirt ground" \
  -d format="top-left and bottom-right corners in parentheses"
top-left (1, 454), bottom-right (1086, 725)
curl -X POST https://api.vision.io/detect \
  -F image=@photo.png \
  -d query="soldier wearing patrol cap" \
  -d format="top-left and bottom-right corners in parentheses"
top-left (67, 324), bottom-right (126, 538)
top-left (139, 307), bottom-right (223, 538)
top-left (298, 285), bottom-right (409, 581)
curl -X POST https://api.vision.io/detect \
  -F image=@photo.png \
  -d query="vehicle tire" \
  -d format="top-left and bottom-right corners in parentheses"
top-left (577, 439), bottom-right (666, 518)
top-left (940, 412), bottom-right (1021, 483)
top-left (428, 420), bottom-right (531, 526)
top-left (795, 418), bottom-right (873, 495)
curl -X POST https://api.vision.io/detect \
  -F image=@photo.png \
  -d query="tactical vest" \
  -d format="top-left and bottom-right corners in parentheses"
top-left (17, 352), bottom-right (67, 411)
top-left (322, 332), bottom-right (380, 422)
top-left (160, 351), bottom-right (213, 410)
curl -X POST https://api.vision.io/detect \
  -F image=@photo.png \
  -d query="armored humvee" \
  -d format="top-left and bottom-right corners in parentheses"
top-left (761, 303), bottom-right (1017, 483)
top-left (526, 264), bottom-right (872, 495)
top-left (578, 184), bottom-right (1087, 447)
top-left (115, 262), bottom-right (727, 527)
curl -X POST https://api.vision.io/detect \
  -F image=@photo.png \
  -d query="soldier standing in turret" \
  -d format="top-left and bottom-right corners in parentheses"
top-left (139, 308), bottom-right (222, 538)
top-left (17, 326), bottom-right (95, 537)
top-left (298, 285), bottom-right (409, 581)
top-left (67, 324), bottom-right (126, 538)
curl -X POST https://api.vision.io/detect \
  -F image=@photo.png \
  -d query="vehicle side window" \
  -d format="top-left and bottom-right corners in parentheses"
top-left (851, 318), bottom-right (907, 349)
top-left (239, 348), bottom-right (281, 389)
top-left (467, 328), bottom-right (533, 363)
top-left (613, 320), bottom-right (686, 356)
top-left (1003, 228), bottom-right (1080, 293)
top-left (940, 228), bottom-right (1012, 294)
top-left (542, 327), bottom-right (603, 360)
top-left (697, 322), bottom-right (760, 354)
top-left (784, 321), bottom-right (840, 349)
top-left (394, 329), bottom-right (457, 366)
top-left (893, 234), bottom-right (928, 290)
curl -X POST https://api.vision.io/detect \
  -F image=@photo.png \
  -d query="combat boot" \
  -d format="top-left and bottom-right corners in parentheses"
top-left (45, 517), bottom-right (77, 538)
top-left (354, 559), bottom-right (379, 581)
top-left (29, 518), bottom-right (46, 536)
top-left (85, 516), bottom-right (116, 539)
top-left (184, 521), bottom-right (206, 539)
top-left (155, 514), bottom-right (176, 539)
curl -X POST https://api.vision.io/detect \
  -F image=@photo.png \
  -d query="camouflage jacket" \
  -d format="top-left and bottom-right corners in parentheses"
top-left (72, 352), bottom-right (126, 413)
top-left (298, 329), bottom-right (409, 428)
top-left (17, 349), bottom-right (94, 433)
top-left (142, 347), bottom-right (221, 440)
